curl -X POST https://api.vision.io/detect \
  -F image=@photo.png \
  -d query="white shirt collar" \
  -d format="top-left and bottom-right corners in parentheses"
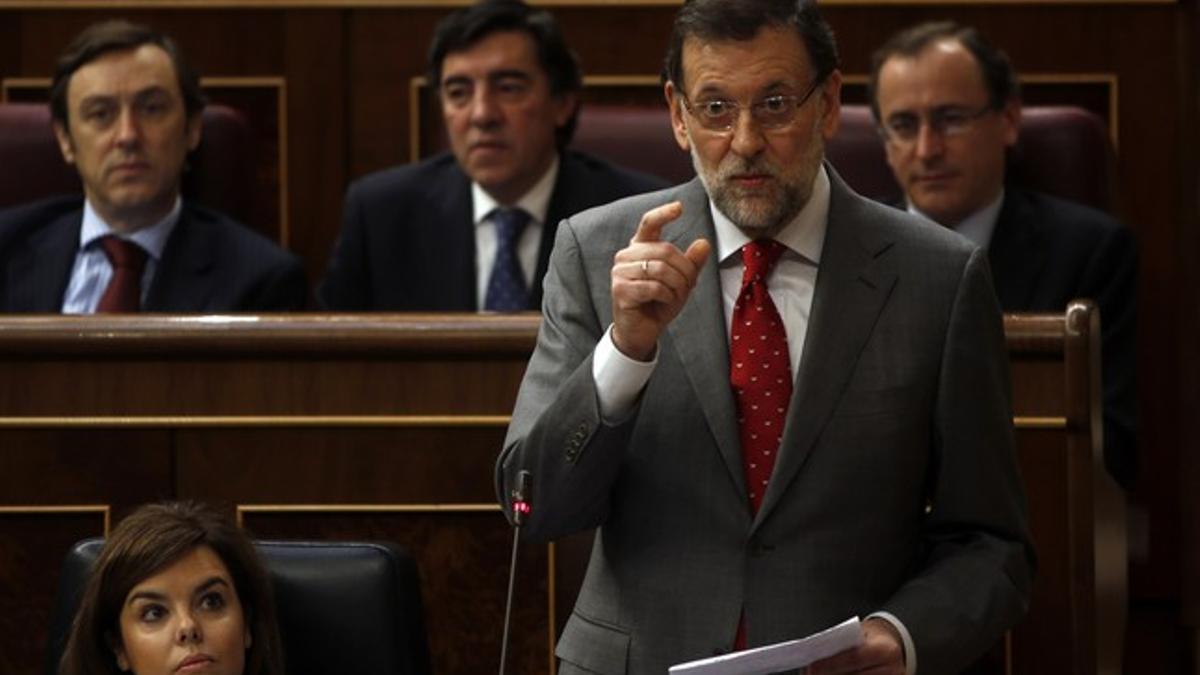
top-left (79, 197), bottom-right (182, 260)
top-left (712, 164), bottom-right (830, 266)
top-left (909, 188), bottom-right (1005, 250)
top-left (472, 154), bottom-right (560, 226)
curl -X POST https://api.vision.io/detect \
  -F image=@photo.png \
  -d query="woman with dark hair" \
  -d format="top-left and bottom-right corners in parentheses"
top-left (59, 501), bottom-right (284, 675)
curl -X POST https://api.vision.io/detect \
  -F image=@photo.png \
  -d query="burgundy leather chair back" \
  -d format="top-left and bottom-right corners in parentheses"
top-left (571, 103), bottom-right (1114, 212)
top-left (572, 105), bottom-right (694, 184)
top-left (0, 102), bottom-right (256, 223)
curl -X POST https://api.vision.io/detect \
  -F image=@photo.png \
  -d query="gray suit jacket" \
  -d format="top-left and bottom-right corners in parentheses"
top-left (498, 169), bottom-right (1034, 675)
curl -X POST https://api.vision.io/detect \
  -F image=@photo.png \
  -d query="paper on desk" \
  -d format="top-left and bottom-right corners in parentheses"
top-left (668, 616), bottom-right (862, 675)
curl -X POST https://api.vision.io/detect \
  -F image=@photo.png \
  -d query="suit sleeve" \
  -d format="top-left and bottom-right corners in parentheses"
top-left (496, 218), bottom-right (637, 543)
top-left (243, 252), bottom-right (309, 310)
top-left (317, 183), bottom-right (372, 310)
top-left (882, 247), bottom-right (1036, 674)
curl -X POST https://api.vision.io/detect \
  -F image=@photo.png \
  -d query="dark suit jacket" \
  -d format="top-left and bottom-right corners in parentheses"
top-left (317, 151), bottom-right (667, 310)
top-left (989, 188), bottom-right (1137, 487)
top-left (499, 169), bottom-right (1034, 675)
top-left (0, 196), bottom-right (308, 312)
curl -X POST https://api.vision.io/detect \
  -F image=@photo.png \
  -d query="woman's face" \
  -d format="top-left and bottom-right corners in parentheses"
top-left (114, 545), bottom-right (250, 675)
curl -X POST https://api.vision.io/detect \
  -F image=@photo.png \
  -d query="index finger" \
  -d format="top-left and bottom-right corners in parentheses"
top-left (631, 201), bottom-right (684, 244)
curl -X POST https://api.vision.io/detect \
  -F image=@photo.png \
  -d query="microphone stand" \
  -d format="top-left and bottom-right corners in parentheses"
top-left (499, 470), bottom-right (531, 675)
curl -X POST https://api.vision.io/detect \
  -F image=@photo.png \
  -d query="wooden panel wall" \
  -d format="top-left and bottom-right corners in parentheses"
top-left (0, 2), bottom-right (1196, 672)
top-left (0, 310), bottom-right (1121, 675)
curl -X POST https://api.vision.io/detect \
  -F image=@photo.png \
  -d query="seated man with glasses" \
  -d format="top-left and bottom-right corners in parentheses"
top-left (869, 21), bottom-right (1137, 489)
top-left (499, 2), bottom-right (1033, 673)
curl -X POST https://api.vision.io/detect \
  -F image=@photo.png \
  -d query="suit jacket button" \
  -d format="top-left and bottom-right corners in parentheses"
top-left (750, 542), bottom-right (775, 558)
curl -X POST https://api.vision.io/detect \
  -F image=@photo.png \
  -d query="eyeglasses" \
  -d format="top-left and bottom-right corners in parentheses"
top-left (878, 104), bottom-right (998, 145)
top-left (679, 76), bottom-right (826, 133)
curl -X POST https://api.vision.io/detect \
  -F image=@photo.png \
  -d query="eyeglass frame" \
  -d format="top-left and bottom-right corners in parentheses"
top-left (676, 74), bottom-right (829, 133)
top-left (876, 103), bottom-right (1001, 146)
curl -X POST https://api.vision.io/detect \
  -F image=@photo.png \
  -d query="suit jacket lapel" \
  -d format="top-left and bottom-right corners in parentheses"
top-left (754, 168), bottom-right (899, 528)
top-left (538, 155), bottom-right (588, 309)
top-left (145, 207), bottom-right (216, 311)
top-left (6, 209), bottom-right (80, 311)
top-left (664, 180), bottom-right (747, 504)
top-left (433, 171), bottom-right (478, 310)
top-left (987, 189), bottom-right (1043, 310)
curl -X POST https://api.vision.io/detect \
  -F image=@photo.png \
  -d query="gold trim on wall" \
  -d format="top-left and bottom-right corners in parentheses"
top-left (236, 503), bottom-right (501, 526)
top-left (0, 504), bottom-right (112, 534)
top-left (0, 415), bottom-right (511, 428)
top-left (1013, 416), bottom-right (1069, 429)
top-left (1020, 73), bottom-right (1119, 149)
top-left (0, 77), bottom-right (50, 100)
top-left (201, 76), bottom-right (291, 247)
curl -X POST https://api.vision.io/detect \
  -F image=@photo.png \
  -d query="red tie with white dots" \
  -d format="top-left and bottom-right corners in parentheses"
top-left (730, 238), bottom-right (792, 651)
top-left (730, 239), bottom-right (792, 514)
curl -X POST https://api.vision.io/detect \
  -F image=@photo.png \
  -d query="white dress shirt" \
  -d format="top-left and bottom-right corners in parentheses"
top-left (61, 197), bottom-right (182, 313)
top-left (910, 189), bottom-right (1004, 250)
top-left (472, 155), bottom-right (559, 309)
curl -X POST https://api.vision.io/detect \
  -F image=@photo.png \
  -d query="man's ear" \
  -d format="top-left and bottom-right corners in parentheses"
top-left (552, 91), bottom-right (578, 129)
top-left (1000, 97), bottom-right (1021, 147)
top-left (664, 80), bottom-right (690, 152)
top-left (53, 120), bottom-right (76, 165)
top-left (818, 69), bottom-right (843, 141)
top-left (185, 112), bottom-right (202, 153)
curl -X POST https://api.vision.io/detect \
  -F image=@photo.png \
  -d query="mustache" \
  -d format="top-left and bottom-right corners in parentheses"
top-left (714, 156), bottom-right (779, 180)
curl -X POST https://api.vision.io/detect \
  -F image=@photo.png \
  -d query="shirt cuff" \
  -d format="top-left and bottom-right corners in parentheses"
top-left (866, 611), bottom-right (917, 675)
top-left (592, 324), bottom-right (657, 421)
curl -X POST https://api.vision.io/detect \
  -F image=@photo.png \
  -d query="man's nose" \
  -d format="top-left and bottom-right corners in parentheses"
top-left (729, 109), bottom-right (766, 158)
top-left (469, 88), bottom-right (502, 127)
top-left (913, 121), bottom-right (944, 160)
top-left (114, 107), bottom-right (141, 147)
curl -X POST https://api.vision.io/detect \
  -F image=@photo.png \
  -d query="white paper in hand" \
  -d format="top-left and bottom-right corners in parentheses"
top-left (668, 616), bottom-right (862, 675)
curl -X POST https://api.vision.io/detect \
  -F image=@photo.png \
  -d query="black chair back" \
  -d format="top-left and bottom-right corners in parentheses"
top-left (44, 538), bottom-right (431, 675)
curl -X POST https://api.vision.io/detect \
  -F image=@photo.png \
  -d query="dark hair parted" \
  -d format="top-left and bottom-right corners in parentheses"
top-left (428, 0), bottom-right (582, 147)
top-left (50, 20), bottom-right (207, 132)
top-left (58, 501), bottom-right (283, 675)
top-left (663, 0), bottom-right (839, 92)
top-left (867, 21), bottom-right (1020, 121)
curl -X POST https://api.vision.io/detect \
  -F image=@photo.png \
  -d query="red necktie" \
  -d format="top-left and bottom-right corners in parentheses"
top-left (730, 239), bottom-right (792, 651)
top-left (730, 239), bottom-right (792, 514)
top-left (96, 236), bottom-right (148, 313)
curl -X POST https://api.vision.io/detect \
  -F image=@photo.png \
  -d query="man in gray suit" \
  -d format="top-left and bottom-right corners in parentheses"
top-left (497, 1), bottom-right (1034, 673)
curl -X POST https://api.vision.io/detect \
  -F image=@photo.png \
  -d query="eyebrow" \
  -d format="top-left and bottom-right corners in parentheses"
top-left (692, 79), bottom-right (794, 100)
top-left (78, 85), bottom-right (172, 108)
top-left (125, 576), bottom-right (230, 607)
top-left (442, 68), bottom-right (533, 87)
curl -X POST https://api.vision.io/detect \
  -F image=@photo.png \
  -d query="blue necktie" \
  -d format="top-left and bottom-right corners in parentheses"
top-left (485, 208), bottom-right (532, 311)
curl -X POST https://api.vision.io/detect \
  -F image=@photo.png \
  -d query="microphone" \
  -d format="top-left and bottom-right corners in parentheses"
top-left (499, 470), bottom-right (531, 675)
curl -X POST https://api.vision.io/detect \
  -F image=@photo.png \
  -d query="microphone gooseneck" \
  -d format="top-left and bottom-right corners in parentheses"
top-left (499, 470), bottom-right (532, 675)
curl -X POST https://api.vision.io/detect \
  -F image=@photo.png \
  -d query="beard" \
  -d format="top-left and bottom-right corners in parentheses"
top-left (688, 120), bottom-right (824, 236)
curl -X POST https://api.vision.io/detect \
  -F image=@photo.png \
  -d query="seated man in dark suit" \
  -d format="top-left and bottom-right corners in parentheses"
top-left (0, 21), bottom-right (307, 313)
top-left (317, 0), bottom-right (666, 312)
top-left (870, 22), bottom-right (1137, 488)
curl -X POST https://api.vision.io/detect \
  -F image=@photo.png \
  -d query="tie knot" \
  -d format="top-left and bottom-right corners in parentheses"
top-left (492, 208), bottom-right (531, 243)
top-left (99, 236), bottom-right (148, 272)
top-left (740, 239), bottom-right (785, 286)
